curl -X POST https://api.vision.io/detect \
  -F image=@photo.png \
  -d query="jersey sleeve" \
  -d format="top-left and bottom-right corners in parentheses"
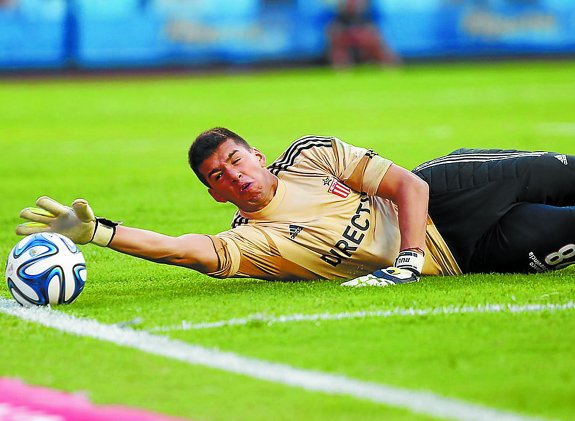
top-left (205, 234), bottom-right (241, 278)
top-left (206, 227), bottom-right (321, 280)
top-left (206, 227), bottom-right (285, 279)
top-left (276, 136), bottom-right (393, 195)
top-left (332, 137), bottom-right (393, 195)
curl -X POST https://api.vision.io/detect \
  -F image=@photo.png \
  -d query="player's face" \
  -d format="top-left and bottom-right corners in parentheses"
top-left (199, 139), bottom-right (278, 212)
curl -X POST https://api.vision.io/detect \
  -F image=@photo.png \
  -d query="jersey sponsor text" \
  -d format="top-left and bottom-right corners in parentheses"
top-left (320, 195), bottom-right (370, 267)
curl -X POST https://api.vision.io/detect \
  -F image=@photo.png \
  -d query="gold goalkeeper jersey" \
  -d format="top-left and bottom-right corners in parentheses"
top-left (207, 136), bottom-right (461, 280)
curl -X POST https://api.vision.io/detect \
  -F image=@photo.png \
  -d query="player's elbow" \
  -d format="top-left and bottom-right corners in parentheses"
top-left (413, 175), bottom-right (429, 200)
top-left (163, 249), bottom-right (192, 268)
top-left (400, 172), bottom-right (428, 202)
top-left (144, 235), bottom-right (193, 267)
top-left (164, 234), bottom-right (218, 274)
top-left (161, 238), bottom-right (198, 268)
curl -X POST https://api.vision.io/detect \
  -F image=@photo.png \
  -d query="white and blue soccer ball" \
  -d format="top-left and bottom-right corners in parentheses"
top-left (5, 233), bottom-right (87, 307)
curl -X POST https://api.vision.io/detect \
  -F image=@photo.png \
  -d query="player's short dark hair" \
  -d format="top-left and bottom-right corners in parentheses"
top-left (189, 127), bottom-right (251, 187)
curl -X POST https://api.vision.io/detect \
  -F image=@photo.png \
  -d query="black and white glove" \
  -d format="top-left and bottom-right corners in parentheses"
top-left (16, 196), bottom-right (118, 247)
top-left (341, 249), bottom-right (424, 287)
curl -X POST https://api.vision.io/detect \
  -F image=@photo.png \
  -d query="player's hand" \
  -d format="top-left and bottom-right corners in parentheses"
top-left (341, 267), bottom-right (419, 287)
top-left (16, 196), bottom-right (116, 246)
top-left (341, 249), bottom-right (424, 287)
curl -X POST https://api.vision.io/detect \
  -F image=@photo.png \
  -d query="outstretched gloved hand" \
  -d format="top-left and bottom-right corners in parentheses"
top-left (16, 196), bottom-right (116, 247)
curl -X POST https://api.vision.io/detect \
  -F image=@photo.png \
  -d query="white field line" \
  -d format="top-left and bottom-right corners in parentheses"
top-left (150, 301), bottom-right (575, 332)
top-left (0, 298), bottom-right (545, 421)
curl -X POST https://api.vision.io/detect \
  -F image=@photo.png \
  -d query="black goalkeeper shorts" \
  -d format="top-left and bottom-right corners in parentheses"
top-left (413, 148), bottom-right (575, 274)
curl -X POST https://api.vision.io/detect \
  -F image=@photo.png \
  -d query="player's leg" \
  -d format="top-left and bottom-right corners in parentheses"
top-left (415, 149), bottom-right (575, 272)
top-left (414, 148), bottom-right (534, 272)
top-left (517, 152), bottom-right (575, 206)
top-left (469, 203), bottom-right (575, 273)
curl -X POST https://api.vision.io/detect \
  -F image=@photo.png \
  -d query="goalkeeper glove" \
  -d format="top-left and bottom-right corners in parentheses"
top-left (16, 196), bottom-right (117, 247)
top-left (341, 249), bottom-right (424, 287)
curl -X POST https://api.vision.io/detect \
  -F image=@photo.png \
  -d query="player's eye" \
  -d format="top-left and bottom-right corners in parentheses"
top-left (232, 158), bottom-right (241, 164)
top-left (214, 173), bottom-right (223, 181)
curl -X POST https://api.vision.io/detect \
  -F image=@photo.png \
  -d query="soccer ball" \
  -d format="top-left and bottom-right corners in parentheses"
top-left (5, 233), bottom-right (87, 307)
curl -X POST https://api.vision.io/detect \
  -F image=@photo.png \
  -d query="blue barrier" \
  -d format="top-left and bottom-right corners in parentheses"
top-left (0, 0), bottom-right (574, 70)
top-left (0, 0), bottom-right (67, 69)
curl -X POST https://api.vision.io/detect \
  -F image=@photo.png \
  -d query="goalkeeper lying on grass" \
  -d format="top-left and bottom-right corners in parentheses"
top-left (17, 128), bottom-right (575, 286)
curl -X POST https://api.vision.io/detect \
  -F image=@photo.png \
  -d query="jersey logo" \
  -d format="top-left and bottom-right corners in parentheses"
top-left (231, 212), bottom-right (249, 228)
top-left (365, 149), bottom-right (378, 159)
top-left (554, 154), bottom-right (568, 165)
top-left (323, 177), bottom-right (350, 198)
top-left (289, 224), bottom-right (303, 239)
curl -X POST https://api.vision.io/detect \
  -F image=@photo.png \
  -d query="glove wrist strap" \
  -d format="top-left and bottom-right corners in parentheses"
top-left (92, 218), bottom-right (118, 247)
top-left (394, 249), bottom-right (424, 276)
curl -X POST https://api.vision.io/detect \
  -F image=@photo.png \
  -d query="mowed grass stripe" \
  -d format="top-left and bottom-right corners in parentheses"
top-left (149, 301), bottom-right (575, 332)
top-left (0, 298), bottom-right (544, 421)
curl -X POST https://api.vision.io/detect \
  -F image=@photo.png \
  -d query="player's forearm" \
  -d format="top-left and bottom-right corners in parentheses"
top-left (395, 178), bottom-right (429, 251)
top-left (376, 164), bottom-right (429, 252)
top-left (108, 225), bottom-right (217, 273)
top-left (108, 225), bottom-right (187, 264)
top-left (344, 169), bottom-right (428, 287)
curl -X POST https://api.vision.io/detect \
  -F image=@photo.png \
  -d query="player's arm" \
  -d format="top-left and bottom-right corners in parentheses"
top-left (342, 164), bottom-right (429, 287)
top-left (16, 196), bottom-right (219, 274)
top-left (108, 226), bottom-right (218, 273)
top-left (375, 163), bottom-right (429, 252)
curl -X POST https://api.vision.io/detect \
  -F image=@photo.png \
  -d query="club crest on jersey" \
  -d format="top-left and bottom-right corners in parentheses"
top-left (323, 177), bottom-right (350, 198)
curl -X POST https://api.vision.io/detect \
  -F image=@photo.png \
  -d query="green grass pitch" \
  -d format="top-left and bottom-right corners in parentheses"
top-left (1, 61), bottom-right (574, 420)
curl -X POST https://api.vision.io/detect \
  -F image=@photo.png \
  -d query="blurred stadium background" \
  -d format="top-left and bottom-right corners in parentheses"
top-left (1, 0), bottom-right (575, 72)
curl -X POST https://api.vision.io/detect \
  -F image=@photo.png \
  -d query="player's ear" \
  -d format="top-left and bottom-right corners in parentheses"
top-left (252, 148), bottom-right (266, 167)
top-left (208, 188), bottom-right (228, 204)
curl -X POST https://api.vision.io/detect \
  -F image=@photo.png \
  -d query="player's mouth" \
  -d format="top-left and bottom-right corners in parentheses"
top-left (240, 182), bottom-right (253, 192)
